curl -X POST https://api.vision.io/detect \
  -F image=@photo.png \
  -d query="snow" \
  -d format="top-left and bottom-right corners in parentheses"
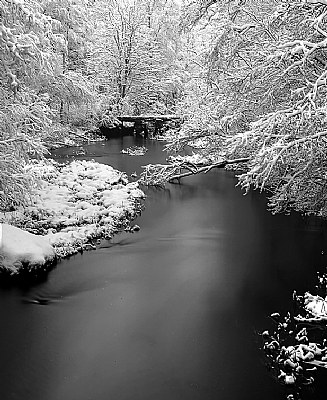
top-left (1, 159), bottom-right (145, 273)
top-left (0, 223), bottom-right (56, 274)
top-left (121, 146), bottom-right (148, 155)
top-left (294, 292), bottom-right (327, 322)
top-left (170, 152), bottom-right (222, 166)
top-left (303, 292), bottom-right (327, 317)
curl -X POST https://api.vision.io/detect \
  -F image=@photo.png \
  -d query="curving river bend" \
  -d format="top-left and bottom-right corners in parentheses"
top-left (0, 137), bottom-right (327, 400)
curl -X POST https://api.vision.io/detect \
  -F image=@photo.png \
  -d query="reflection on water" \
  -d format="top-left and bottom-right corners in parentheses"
top-left (1, 137), bottom-right (327, 400)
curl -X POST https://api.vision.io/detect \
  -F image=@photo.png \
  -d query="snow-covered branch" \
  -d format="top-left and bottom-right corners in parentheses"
top-left (140, 156), bottom-right (249, 186)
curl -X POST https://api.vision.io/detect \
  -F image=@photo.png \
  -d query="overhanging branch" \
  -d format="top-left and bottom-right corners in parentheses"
top-left (140, 157), bottom-right (250, 186)
top-left (168, 157), bottom-right (250, 182)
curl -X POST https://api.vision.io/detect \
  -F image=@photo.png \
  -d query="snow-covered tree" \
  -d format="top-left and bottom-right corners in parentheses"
top-left (0, 0), bottom-right (94, 210)
top-left (0, 0), bottom-right (55, 209)
top-left (40, 0), bottom-right (95, 127)
top-left (143, 0), bottom-right (327, 217)
top-left (88, 0), bottom-right (182, 116)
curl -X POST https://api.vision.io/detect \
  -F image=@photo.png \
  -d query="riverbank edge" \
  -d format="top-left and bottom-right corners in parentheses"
top-left (0, 159), bottom-right (145, 277)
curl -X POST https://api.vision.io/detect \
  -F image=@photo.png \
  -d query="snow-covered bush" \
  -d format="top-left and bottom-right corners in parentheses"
top-left (3, 160), bottom-right (145, 260)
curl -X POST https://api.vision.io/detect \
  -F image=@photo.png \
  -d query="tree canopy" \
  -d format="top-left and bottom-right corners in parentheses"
top-left (0, 0), bottom-right (182, 210)
top-left (2, 0), bottom-right (327, 218)
top-left (142, 0), bottom-right (327, 217)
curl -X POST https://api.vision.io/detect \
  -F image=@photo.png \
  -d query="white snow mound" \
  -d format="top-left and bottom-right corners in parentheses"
top-left (0, 224), bottom-right (56, 274)
top-left (1, 160), bottom-right (145, 265)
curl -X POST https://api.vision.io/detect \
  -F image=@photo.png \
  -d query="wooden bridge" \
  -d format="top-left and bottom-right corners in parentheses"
top-left (116, 114), bottom-right (183, 137)
top-left (117, 114), bottom-right (182, 123)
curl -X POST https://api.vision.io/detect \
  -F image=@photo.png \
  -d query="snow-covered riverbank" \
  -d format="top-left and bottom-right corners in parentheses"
top-left (0, 224), bottom-right (56, 274)
top-left (0, 160), bottom-right (145, 275)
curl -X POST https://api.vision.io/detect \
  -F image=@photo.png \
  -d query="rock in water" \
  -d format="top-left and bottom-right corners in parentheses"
top-left (131, 224), bottom-right (140, 232)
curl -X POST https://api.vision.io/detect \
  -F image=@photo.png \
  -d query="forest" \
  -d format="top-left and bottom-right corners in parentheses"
top-left (0, 0), bottom-right (181, 210)
top-left (2, 2), bottom-right (327, 400)
top-left (2, 0), bottom-right (327, 218)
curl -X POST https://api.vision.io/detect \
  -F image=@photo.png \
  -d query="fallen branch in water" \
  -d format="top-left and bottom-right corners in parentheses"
top-left (140, 157), bottom-right (250, 186)
top-left (169, 157), bottom-right (250, 181)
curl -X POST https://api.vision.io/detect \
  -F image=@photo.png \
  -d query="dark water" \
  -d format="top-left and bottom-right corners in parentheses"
top-left (1, 137), bottom-right (327, 400)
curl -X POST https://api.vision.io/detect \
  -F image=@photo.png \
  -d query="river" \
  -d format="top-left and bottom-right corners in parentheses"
top-left (0, 136), bottom-right (327, 400)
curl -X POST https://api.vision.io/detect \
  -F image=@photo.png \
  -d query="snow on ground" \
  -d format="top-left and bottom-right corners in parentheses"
top-left (0, 160), bottom-right (145, 274)
top-left (0, 224), bottom-right (56, 274)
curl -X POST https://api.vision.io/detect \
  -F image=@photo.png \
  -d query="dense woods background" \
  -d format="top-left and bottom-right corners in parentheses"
top-left (2, 0), bottom-right (327, 218)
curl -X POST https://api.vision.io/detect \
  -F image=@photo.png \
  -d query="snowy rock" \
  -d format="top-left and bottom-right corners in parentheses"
top-left (284, 375), bottom-right (296, 385)
top-left (131, 224), bottom-right (140, 232)
top-left (303, 292), bottom-right (327, 317)
top-left (0, 224), bottom-right (56, 274)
